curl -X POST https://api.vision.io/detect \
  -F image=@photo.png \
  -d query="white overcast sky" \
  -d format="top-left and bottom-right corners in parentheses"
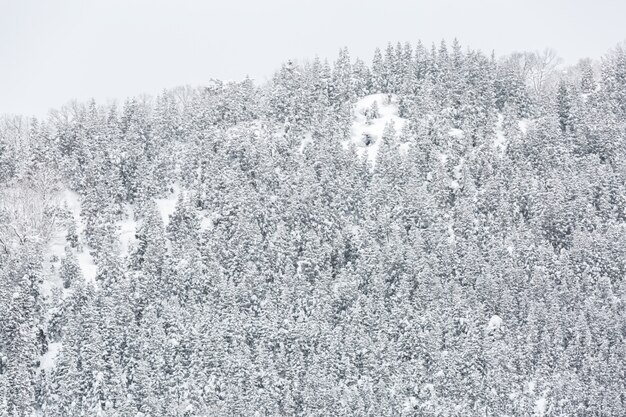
top-left (1, 0), bottom-right (624, 117)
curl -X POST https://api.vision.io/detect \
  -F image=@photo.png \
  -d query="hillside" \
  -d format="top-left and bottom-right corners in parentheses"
top-left (1, 41), bottom-right (626, 416)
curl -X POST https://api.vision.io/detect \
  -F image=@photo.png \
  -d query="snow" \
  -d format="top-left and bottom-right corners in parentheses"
top-left (199, 215), bottom-right (214, 232)
top-left (41, 234), bottom-right (65, 298)
top-left (299, 132), bottom-right (313, 154)
top-left (155, 185), bottom-right (180, 227)
top-left (42, 188), bottom-right (98, 297)
top-left (527, 382), bottom-right (548, 416)
top-left (494, 113), bottom-right (506, 149)
top-left (118, 205), bottom-right (137, 257)
top-left (398, 142), bottom-right (411, 155)
top-left (448, 128), bottom-right (465, 139)
top-left (39, 342), bottom-right (62, 371)
top-left (61, 190), bottom-right (98, 284)
top-left (535, 396), bottom-right (547, 416)
top-left (39, 187), bottom-right (102, 375)
top-left (447, 223), bottom-right (456, 243)
top-left (486, 315), bottom-right (503, 331)
top-left (518, 119), bottom-right (530, 135)
top-left (422, 383), bottom-right (435, 394)
top-left (453, 157), bottom-right (464, 180)
top-left (76, 251), bottom-right (97, 284)
top-left (348, 94), bottom-right (408, 164)
top-left (493, 115), bottom-right (531, 152)
top-left (402, 396), bottom-right (419, 412)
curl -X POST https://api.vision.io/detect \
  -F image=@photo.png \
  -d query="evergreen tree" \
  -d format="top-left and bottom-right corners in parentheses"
top-left (59, 247), bottom-right (81, 289)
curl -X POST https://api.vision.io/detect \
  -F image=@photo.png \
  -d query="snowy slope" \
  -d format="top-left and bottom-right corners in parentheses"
top-left (41, 218), bottom-right (68, 299)
top-left (38, 342), bottom-right (62, 371)
top-left (348, 94), bottom-right (408, 164)
top-left (155, 184), bottom-right (181, 227)
top-left (42, 189), bottom-right (97, 299)
top-left (494, 113), bottom-right (531, 152)
top-left (112, 185), bottom-right (182, 259)
top-left (45, 184), bottom-right (183, 283)
top-left (60, 189), bottom-right (98, 284)
top-left (39, 182), bottom-right (227, 375)
top-left (40, 189), bottom-right (99, 373)
top-left (118, 204), bottom-right (137, 258)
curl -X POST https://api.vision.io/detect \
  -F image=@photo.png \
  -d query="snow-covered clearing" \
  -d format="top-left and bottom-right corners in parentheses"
top-left (42, 188), bottom-right (97, 298)
top-left (61, 189), bottom-right (98, 284)
top-left (39, 342), bottom-right (62, 371)
top-left (155, 184), bottom-right (181, 227)
top-left (448, 128), bottom-right (465, 140)
top-left (101, 186), bottom-right (182, 260)
top-left (535, 396), bottom-right (547, 417)
top-left (518, 119), bottom-right (530, 135)
top-left (486, 315), bottom-right (503, 332)
top-left (298, 132), bottom-right (313, 154)
top-left (494, 113), bottom-right (531, 152)
top-left (118, 204), bottom-right (137, 258)
top-left (39, 186), bottom-right (186, 375)
top-left (348, 94), bottom-right (408, 164)
top-left (41, 221), bottom-right (68, 299)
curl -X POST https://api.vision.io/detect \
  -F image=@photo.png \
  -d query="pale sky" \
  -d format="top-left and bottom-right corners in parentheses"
top-left (1, 0), bottom-right (624, 117)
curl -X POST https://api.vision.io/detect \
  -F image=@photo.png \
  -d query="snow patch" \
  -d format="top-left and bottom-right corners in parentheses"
top-left (39, 342), bottom-right (62, 371)
top-left (453, 157), bottom-right (464, 180)
top-left (535, 396), bottom-right (547, 416)
top-left (76, 251), bottom-right (97, 284)
top-left (422, 383), bottom-right (435, 394)
top-left (199, 215), bottom-right (214, 232)
top-left (299, 132), bottom-right (313, 154)
top-left (448, 128), bottom-right (465, 139)
top-left (61, 190), bottom-right (98, 284)
top-left (118, 205), bottom-right (137, 258)
top-left (486, 315), bottom-right (503, 332)
top-left (43, 188), bottom-right (98, 294)
top-left (41, 230), bottom-right (66, 298)
top-left (447, 223), bottom-right (456, 244)
top-left (398, 142), bottom-right (411, 155)
top-left (155, 185), bottom-right (180, 227)
top-left (348, 94), bottom-right (408, 164)
top-left (402, 396), bottom-right (419, 413)
top-left (518, 119), bottom-right (530, 135)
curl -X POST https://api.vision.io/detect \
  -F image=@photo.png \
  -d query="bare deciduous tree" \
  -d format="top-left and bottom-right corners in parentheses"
top-left (527, 48), bottom-right (563, 96)
top-left (0, 171), bottom-right (63, 252)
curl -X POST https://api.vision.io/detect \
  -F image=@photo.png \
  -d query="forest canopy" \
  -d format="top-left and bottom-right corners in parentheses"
top-left (1, 40), bottom-right (626, 416)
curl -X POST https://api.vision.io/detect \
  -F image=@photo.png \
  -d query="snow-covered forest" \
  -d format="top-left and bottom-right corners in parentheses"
top-left (1, 40), bottom-right (626, 416)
